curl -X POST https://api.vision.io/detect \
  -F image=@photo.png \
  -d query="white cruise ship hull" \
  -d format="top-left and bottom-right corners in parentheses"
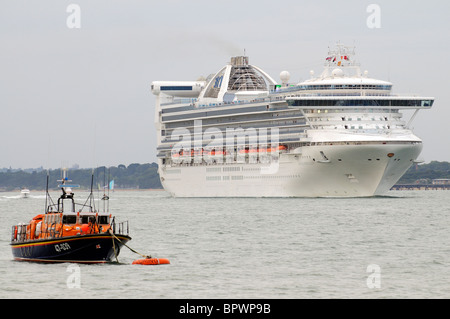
top-left (159, 143), bottom-right (422, 198)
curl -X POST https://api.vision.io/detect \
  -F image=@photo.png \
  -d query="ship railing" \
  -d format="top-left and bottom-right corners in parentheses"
top-left (161, 98), bottom-right (198, 106)
top-left (111, 219), bottom-right (130, 236)
top-left (11, 219), bottom-right (130, 243)
top-left (160, 90), bottom-right (427, 110)
top-left (11, 224), bottom-right (27, 242)
top-left (10, 222), bottom-right (64, 243)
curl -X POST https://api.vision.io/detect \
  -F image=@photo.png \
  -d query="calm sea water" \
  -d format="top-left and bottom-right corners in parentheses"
top-left (0, 189), bottom-right (449, 299)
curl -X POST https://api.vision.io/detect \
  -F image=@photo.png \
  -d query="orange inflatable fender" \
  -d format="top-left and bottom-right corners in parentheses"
top-left (132, 258), bottom-right (170, 265)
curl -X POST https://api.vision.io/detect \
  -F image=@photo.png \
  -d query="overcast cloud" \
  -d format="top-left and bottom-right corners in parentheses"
top-left (0, 0), bottom-right (448, 169)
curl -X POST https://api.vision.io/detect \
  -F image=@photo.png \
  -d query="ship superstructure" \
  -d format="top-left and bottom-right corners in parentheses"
top-left (151, 45), bottom-right (434, 197)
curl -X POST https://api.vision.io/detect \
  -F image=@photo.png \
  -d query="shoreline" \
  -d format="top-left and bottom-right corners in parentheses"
top-left (391, 185), bottom-right (450, 191)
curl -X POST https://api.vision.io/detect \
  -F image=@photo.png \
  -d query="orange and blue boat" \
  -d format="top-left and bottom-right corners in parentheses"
top-left (10, 171), bottom-right (131, 263)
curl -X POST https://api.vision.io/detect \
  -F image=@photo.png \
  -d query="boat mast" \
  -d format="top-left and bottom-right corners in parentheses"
top-left (57, 168), bottom-right (75, 212)
top-left (77, 171), bottom-right (95, 213)
top-left (100, 167), bottom-right (110, 213)
top-left (88, 170), bottom-right (96, 212)
top-left (44, 171), bottom-right (49, 214)
top-left (107, 168), bottom-right (110, 212)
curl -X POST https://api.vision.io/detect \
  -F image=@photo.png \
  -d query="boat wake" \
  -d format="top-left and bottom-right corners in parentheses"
top-left (1, 195), bottom-right (46, 200)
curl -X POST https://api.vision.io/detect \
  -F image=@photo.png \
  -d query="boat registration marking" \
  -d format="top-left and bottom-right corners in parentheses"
top-left (54, 242), bottom-right (71, 252)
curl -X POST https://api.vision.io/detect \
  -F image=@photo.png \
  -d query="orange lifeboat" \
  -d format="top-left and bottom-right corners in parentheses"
top-left (10, 170), bottom-right (132, 263)
top-left (132, 258), bottom-right (170, 265)
top-left (215, 150), bottom-right (226, 156)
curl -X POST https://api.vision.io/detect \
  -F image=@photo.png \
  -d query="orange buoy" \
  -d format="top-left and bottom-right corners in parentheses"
top-left (132, 258), bottom-right (170, 265)
top-left (81, 224), bottom-right (90, 233)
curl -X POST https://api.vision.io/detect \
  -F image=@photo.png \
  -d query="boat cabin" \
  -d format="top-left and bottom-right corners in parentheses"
top-left (11, 211), bottom-right (114, 243)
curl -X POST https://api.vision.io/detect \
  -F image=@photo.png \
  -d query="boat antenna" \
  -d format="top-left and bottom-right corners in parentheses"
top-left (102, 166), bottom-right (106, 212)
top-left (79, 169), bottom-right (96, 212)
top-left (44, 170), bottom-right (49, 214)
top-left (90, 169), bottom-right (96, 212)
top-left (100, 167), bottom-right (110, 212)
top-left (107, 168), bottom-right (111, 212)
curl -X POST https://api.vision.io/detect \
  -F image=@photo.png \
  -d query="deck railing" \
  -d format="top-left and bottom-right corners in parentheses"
top-left (11, 219), bottom-right (130, 243)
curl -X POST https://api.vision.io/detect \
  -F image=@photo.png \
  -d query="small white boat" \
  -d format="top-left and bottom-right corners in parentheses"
top-left (20, 189), bottom-right (30, 198)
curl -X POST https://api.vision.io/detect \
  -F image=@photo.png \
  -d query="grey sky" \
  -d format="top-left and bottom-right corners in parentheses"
top-left (1, 0), bottom-right (448, 169)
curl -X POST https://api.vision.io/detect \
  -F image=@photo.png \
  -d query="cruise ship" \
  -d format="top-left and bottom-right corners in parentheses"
top-left (151, 44), bottom-right (434, 197)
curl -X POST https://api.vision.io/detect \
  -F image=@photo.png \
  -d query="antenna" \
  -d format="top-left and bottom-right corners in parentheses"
top-left (44, 171), bottom-right (49, 214)
top-left (101, 166), bottom-right (110, 211)
top-left (107, 168), bottom-right (110, 212)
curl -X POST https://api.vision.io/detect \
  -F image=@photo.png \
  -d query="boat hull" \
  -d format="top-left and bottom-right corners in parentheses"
top-left (160, 142), bottom-right (422, 197)
top-left (10, 234), bottom-right (131, 263)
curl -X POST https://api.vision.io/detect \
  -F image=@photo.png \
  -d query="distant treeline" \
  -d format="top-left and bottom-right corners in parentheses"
top-left (0, 161), bottom-right (449, 191)
top-left (0, 163), bottom-right (162, 191)
top-left (396, 161), bottom-right (450, 184)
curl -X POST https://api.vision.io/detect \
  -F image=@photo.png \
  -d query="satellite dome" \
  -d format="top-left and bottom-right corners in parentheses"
top-left (331, 68), bottom-right (344, 77)
top-left (280, 71), bottom-right (290, 84)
